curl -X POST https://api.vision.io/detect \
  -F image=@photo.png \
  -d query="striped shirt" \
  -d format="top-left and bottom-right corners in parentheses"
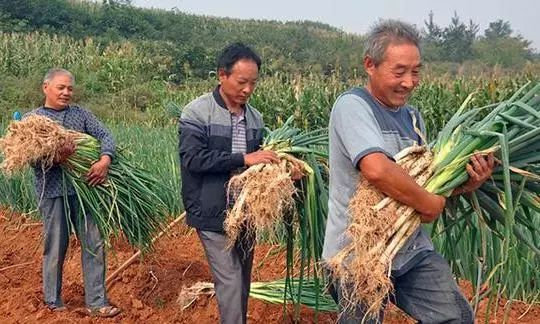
top-left (231, 110), bottom-right (247, 155)
top-left (229, 104), bottom-right (248, 207)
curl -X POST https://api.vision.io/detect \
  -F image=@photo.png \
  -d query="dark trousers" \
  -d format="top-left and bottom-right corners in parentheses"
top-left (328, 251), bottom-right (474, 324)
top-left (197, 230), bottom-right (255, 324)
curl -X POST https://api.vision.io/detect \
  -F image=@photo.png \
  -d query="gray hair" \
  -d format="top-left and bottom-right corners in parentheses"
top-left (363, 19), bottom-right (421, 66)
top-left (43, 68), bottom-right (75, 84)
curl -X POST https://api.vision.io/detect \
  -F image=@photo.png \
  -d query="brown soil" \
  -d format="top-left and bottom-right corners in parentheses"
top-left (1, 211), bottom-right (538, 323)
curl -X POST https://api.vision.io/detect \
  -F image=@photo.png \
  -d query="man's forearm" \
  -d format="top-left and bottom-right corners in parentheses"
top-left (359, 153), bottom-right (445, 220)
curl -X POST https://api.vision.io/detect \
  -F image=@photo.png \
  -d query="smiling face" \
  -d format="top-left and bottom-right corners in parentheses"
top-left (364, 42), bottom-right (421, 108)
top-left (218, 59), bottom-right (259, 110)
top-left (43, 73), bottom-right (73, 110)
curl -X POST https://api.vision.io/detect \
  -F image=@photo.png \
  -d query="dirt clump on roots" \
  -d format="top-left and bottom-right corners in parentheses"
top-left (0, 115), bottom-right (77, 175)
top-left (327, 147), bottom-right (434, 318)
top-left (225, 157), bottom-right (297, 248)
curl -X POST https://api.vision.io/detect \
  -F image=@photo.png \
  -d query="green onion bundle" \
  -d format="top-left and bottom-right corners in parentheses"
top-left (249, 279), bottom-right (337, 313)
top-left (224, 116), bottom-right (327, 247)
top-left (178, 279), bottom-right (337, 313)
top-left (66, 133), bottom-right (169, 250)
top-left (224, 116), bottom-right (329, 317)
top-left (328, 82), bottom-right (540, 318)
top-left (0, 114), bottom-right (169, 250)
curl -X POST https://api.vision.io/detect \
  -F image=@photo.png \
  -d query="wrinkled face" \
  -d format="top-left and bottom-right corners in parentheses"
top-left (365, 43), bottom-right (421, 108)
top-left (43, 74), bottom-right (73, 109)
top-left (218, 59), bottom-right (259, 108)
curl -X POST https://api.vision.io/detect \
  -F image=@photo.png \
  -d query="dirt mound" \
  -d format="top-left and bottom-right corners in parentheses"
top-left (0, 211), bottom-right (538, 323)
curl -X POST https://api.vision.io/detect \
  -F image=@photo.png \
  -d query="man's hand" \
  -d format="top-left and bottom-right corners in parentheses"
top-left (360, 152), bottom-right (447, 223)
top-left (86, 155), bottom-right (112, 186)
top-left (244, 150), bottom-right (279, 166)
top-left (289, 162), bottom-right (305, 181)
top-left (55, 138), bottom-right (76, 164)
top-left (419, 194), bottom-right (446, 223)
top-left (454, 153), bottom-right (495, 195)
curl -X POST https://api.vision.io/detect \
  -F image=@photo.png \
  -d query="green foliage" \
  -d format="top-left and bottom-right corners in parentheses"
top-left (469, 20), bottom-right (533, 69)
top-left (474, 38), bottom-right (530, 68)
top-left (441, 12), bottom-right (479, 63)
top-left (484, 20), bottom-right (513, 40)
top-left (422, 13), bottom-right (536, 66)
top-left (1, 2), bottom-right (540, 308)
top-left (1, 1), bottom-right (538, 82)
top-left (410, 76), bottom-right (530, 140)
top-left (0, 0), bottom-right (364, 79)
top-left (422, 11), bottom-right (480, 63)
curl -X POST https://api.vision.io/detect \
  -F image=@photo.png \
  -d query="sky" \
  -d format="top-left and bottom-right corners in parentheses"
top-left (132, 0), bottom-right (539, 51)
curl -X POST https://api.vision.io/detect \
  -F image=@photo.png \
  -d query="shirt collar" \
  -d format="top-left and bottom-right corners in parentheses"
top-left (213, 86), bottom-right (246, 112)
top-left (42, 105), bottom-right (70, 112)
top-left (361, 87), bottom-right (402, 112)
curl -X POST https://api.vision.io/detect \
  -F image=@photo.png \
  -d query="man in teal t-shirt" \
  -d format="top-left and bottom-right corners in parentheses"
top-left (323, 20), bottom-right (495, 323)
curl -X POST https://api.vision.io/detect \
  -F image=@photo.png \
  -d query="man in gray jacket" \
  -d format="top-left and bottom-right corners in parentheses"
top-left (179, 43), bottom-right (277, 324)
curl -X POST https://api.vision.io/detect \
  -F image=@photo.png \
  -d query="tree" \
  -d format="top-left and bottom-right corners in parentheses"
top-left (474, 38), bottom-right (529, 67)
top-left (474, 19), bottom-right (532, 68)
top-left (441, 12), bottom-right (479, 62)
top-left (421, 11), bottom-right (444, 61)
top-left (484, 19), bottom-right (512, 40)
top-left (423, 11), bottom-right (442, 43)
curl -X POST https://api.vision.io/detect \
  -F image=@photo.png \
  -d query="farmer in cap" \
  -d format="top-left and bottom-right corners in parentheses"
top-left (26, 68), bottom-right (120, 317)
top-left (178, 43), bottom-right (278, 324)
top-left (322, 20), bottom-right (494, 323)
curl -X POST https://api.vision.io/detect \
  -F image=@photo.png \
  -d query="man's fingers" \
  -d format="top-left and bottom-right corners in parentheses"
top-left (88, 177), bottom-right (98, 186)
top-left (88, 174), bottom-right (105, 186)
top-left (86, 168), bottom-right (96, 178)
top-left (245, 150), bottom-right (281, 166)
top-left (466, 163), bottom-right (480, 180)
top-left (261, 151), bottom-right (279, 163)
top-left (264, 151), bottom-right (278, 158)
top-left (86, 166), bottom-right (106, 185)
top-left (87, 173), bottom-right (98, 183)
top-left (487, 153), bottom-right (495, 169)
top-left (471, 154), bottom-right (486, 173)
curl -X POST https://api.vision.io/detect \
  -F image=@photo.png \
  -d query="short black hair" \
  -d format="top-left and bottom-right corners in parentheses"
top-left (217, 42), bottom-right (261, 75)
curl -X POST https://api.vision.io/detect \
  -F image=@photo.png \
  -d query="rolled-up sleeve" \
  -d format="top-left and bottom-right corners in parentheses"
top-left (332, 94), bottom-right (392, 167)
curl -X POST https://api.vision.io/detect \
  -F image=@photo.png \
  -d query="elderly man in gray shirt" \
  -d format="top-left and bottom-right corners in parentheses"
top-left (323, 20), bottom-right (494, 323)
top-left (26, 68), bottom-right (120, 318)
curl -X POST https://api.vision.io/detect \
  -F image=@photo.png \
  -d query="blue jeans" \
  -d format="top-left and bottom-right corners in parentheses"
top-left (39, 195), bottom-right (108, 309)
top-left (328, 251), bottom-right (474, 323)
